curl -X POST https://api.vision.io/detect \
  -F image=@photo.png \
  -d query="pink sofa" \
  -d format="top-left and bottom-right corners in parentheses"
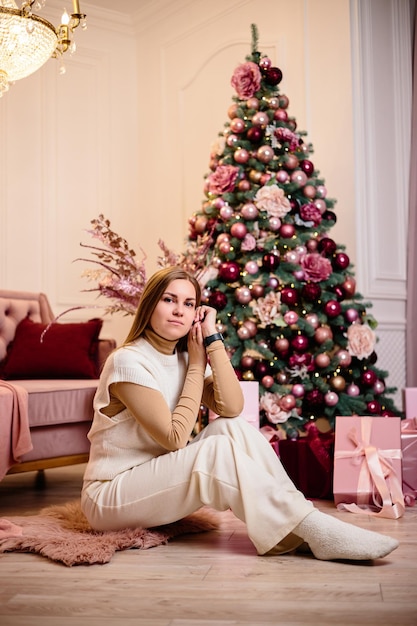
top-left (0, 290), bottom-right (116, 479)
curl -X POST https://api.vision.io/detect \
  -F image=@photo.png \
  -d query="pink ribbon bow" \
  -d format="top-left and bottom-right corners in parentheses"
top-left (335, 417), bottom-right (405, 519)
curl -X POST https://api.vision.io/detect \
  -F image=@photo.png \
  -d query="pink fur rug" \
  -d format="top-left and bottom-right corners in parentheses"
top-left (0, 500), bottom-right (219, 566)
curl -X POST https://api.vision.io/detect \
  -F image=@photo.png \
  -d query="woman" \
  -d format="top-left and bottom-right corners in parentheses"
top-left (81, 266), bottom-right (398, 561)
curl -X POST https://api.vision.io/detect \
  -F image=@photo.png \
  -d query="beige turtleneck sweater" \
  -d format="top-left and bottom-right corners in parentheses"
top-left (83, 331), bottom-right (244, 481)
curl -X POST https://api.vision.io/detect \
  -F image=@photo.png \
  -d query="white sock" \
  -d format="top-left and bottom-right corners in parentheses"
top-left (294, 510), bottom-right (399, 561)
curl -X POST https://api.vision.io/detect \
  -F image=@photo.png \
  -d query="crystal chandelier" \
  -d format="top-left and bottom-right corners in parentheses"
top-left (0, 0), bottom-right (87, 96)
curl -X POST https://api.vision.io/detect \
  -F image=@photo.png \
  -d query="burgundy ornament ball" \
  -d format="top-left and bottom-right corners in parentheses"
top-left (323, 210), bottom-right (337, 222)
top-left (264, 67), bottom-right (283, 85)
top-left (342, 277), bottom-right (357, 297)
top-left (291, 334), bottom-right (309, 352)
top-left (246, 126), bottom-right (263, 143)
top-left (218, 261), bottom-right (240, 282)
top-left (281, 287), bottom-right (298, 306)
top-left (302, 283), bottom-right (321, 303)
top-left (300, 159), bottom-right (315, 176)
top-left (241, 355), bottom-right (255, 370)
top-left (208, 291), bottom-right (228, 310)
top-left (318, 237), bottom-right (337, 256)
top-left (279, 223), bottom-right (295, 239)
top-left (361, 369), bottom-right (377, 387)
top-left (367, 400), bottom-right (382, 414)
top-left (262, 251), bottom-right (280, 271)
top-left (334, 252), bottom-right (350, 270)
top-left (251, 284), bottom-right (265, 298)
top-left (324, 300), bottom-right (342, 318)
top-left (334, 286), bottom-right (345, 301)
top-left (255, 361), bottom-right (269, 378)
top-left (304, 389), bottom-right (324, 409)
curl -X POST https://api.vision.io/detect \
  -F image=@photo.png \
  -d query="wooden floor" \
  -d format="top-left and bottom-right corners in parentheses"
top-left (0, 465), bottom-right (416, 626)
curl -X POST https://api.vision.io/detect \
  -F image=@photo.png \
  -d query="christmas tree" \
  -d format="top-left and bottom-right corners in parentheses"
top-left (184, 25), bottom-right (400, 437)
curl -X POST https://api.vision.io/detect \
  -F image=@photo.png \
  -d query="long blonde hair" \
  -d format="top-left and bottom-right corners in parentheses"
top-left (122, 266), bottom-right (201, 351)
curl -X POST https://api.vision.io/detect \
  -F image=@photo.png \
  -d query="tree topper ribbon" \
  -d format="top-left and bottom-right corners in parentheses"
top-left (334, 417), bottom-right (405, 519)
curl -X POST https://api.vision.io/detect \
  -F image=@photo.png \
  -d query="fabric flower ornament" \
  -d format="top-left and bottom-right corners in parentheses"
top-left (252, 291), bottom-right (282, 326)
top-left (275, 127), bottom-right (300, 151)
top-left (207, 165), bottom-right (240, 195)
top-left (299, 203), bottom-right (322, 226)
top-left (260, 392), bottom-right (291, 424)
top-left (346, 323), bottom-right (376, 360)
top-left (300, 253), bottom-right (332, 283)
top-left (241, 233), bottom-right (256, 251)
top-left (254, 184), bottom-right (291, 218)
top-left (231, 61), bottom-right (262, 99)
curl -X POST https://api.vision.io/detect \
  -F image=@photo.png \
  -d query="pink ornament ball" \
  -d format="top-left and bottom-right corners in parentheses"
top-left (241, 202), bottom-right (258, 220)
top-left (257, 145), bottom-right (275, 163)
top-left (274, 109), bottom-right (288, 122)
top-left (269, 216), bottom-right (281, 232)
top-left (267, 276), bottom-right (279, 290)
top-left (245, 260), bottom-right (259, 275)
top-left (315, 353), bottom-right (331, 368)
top-left (276, 170), bottom-right (289, 184)
top-left (262, 375), bottom-right (274, 389)
top-left (343, 277), bottom-right (356, 296)
top-left (235, 286), bottom-right (252, 304)
top-left (314, 199), bottom-right (327, 214)
top-left (284, 310), bottom-right (299, 326)
top-left (252, 111), bottom-right (269, 127)
top-left (324, 391), bottom-right (339, 406)
top-left (303, 184), bottom-right (316, 199)
top-left (285, 154), bottom-right (299, 170)
top-left (292, 384), bottom-right (305, 398)
top-left (218, 241), bottom-right (231, 255)
top-left (347, 383), bottom-right (360, 396)
top-left (243, 320), bottom-right (258, 337)
top-left (268, 97), bottom-right (280, 109)
top-left (259, 57), bottom-right (272, 70)
top-left (234, 148), bottom-right (250, 164)
top-left (345, 308), bottom-right (360, 323)
top-left (275, 337), bottom-right (290, 353)
top-left (246, 97), bottom-right (259, 110)
top-left (230, 118), bottom-right (245, 133)
top-left (291, 170), bottom-right (308, 187)
top-left (305, 313), bottom-right (319, 329)
top-left (336, 349), bottom-right (352, 367)
top-left (226, 134), bottom-right (239, 147)
top-left (237, 325), bottom-right (250, 340)
top-left (230, 222), bottom-right (247, 239)
top-left (280, 394), bottom-right (296, 411)
top-left (306, 238), bottom-right (318, 252)
top-left (228, 104), bottom-right (238, 119)
top-left (279, 223), bottom-right (295, 239)
top-left (220, 205), bottom-right (233, 221)
top-left (285, 250), bottom-right (299, 264)
top-left (238, 179), bottom-right (251, 192)
top-left (280, 95), bottom-right (289, 109)
top-left (373, 379), bottom-right (385, 395)
top-left (316, 185), bottom-right (327, 198)
top-left (314, 325), bottom-right (333, 344)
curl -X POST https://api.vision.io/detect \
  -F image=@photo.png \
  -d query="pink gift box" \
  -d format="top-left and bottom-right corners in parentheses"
top-left (333, 415), bottom-right (402, 508)
top-left (404, 388), bottom-right (417, 420)
top-left (401, 418), bottom-right (417, 502)
top-left (209, 381), bottom-right (259, 428)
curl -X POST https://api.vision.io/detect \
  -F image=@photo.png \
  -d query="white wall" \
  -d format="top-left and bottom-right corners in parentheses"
top-left (0, 0), bottom-right (412, 406)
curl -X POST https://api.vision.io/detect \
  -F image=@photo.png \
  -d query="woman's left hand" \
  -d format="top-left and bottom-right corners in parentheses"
top-left (193, 305), bottom-right (218, 338)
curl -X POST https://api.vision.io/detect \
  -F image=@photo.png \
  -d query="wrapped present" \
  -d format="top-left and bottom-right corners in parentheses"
top-left (401, 417), bottom-right (417, 506)
top-left (278, 423), bottom-right (335, 499)
top-left (404, 388), bottom-right (417, 420)
top-left (333, 415), bottom-right (404, 519)
top-left (209, 381), bottom-right (259, 429)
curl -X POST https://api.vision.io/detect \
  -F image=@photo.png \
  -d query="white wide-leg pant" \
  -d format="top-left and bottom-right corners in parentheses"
top-left (81, 416), bottom-right (314, 554)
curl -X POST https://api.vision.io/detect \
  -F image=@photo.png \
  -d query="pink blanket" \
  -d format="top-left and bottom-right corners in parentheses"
top-left (0, 380), bottom-right (32, 479)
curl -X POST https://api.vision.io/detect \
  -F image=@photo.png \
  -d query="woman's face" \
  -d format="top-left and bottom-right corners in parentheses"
top-left (150, 278), bottom-right (197, 341)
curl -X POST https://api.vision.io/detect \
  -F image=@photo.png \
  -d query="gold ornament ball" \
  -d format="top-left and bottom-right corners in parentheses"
top-left (330, 375), bottom-right (346, 391)
top-left (242, 370), bottom-right (255, 381)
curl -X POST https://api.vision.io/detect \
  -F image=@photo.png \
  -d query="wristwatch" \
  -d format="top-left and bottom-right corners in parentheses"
top-left (203, 332), bottom-right (224, 347)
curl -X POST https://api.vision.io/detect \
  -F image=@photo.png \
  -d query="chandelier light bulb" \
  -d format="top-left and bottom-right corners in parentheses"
top-left (61, 8), bottom-right (70, 25)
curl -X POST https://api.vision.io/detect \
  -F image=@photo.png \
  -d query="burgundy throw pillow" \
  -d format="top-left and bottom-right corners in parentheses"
top-left (2, 317), bottom-right (103, 379)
